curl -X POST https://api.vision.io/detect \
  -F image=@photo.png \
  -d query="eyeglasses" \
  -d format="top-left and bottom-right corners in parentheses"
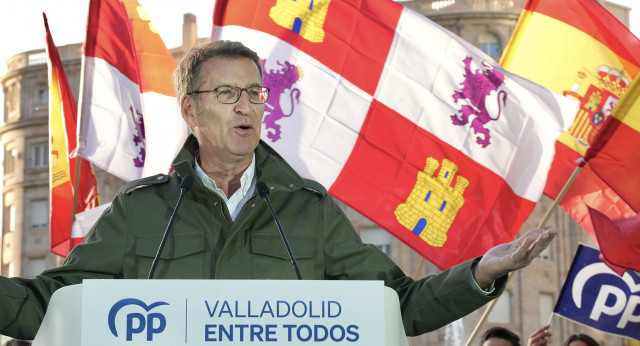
top-left (189, 86), bottom-right (270, 104)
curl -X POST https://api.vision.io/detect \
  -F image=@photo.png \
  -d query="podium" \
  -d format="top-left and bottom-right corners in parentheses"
top-left (32, 280), bottom-right (408, 345)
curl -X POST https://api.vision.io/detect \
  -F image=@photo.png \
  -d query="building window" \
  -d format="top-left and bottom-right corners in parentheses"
top-left (488, 290), bottom-right (512, 323)
top-left (35, 85), bottom-right (48, 106)
top-left (30, 200), bottom-right (48, 228)
top-left (9, 205), bottom-right (16, 232)
top-left (478, 32), bottom-right (502, 59)
top-left (539, 293), bottom-right (554, 325)
top-left (33, 143), bottom-right (49, 169)
top-left (4, 148), bottom-right (16, 174)
top-left (360, 227), bottom-right (392, 256)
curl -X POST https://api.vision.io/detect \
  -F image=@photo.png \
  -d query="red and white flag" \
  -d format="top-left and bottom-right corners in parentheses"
top-left (44, 14), bottom-right (101, 256)
top-left (78, 0), bottom-right (187, 182)
top-left (213, 0), bottom-right (577, 269)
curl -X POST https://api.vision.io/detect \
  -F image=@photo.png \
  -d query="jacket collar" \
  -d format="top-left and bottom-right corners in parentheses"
top-left (172, 134), bottom-right (305, 192)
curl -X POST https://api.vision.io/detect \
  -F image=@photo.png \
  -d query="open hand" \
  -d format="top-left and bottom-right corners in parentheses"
top-left (474, 228), bottom-right (557, 288)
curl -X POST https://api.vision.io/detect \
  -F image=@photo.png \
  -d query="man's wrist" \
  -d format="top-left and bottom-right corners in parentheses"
top-left (471, 259), bottom-right (495, 292)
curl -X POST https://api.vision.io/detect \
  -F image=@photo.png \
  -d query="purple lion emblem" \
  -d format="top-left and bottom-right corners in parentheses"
top-left (261, 59), bottom-right (301, 142)
top-left (129, 105), bottom-right (145, 167)
top-left (450, 56), bottom-right (507, 148)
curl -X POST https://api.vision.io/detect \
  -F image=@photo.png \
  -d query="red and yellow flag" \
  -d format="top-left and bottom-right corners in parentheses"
top-left (501, 0), bottom-right (640, 237)
top-left (501, 0), bottom-right (640, 199)
top-left (580, 77), bottom-right (640, 273)
top-left (44, 13), bottom-right (100, 257)
top-left (585, 76), bottom-right (640, 213)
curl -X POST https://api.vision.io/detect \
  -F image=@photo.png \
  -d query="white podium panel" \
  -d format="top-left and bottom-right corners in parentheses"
top-left (32, 280), bottom-right (408, 346)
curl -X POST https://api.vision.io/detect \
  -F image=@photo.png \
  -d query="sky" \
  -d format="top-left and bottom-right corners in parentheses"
top-left (0, 0), bottom-right (216, 76)
top-left (0, 0), bottom-right (639, 109)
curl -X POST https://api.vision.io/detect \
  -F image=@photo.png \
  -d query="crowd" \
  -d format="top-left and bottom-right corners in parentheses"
top-left (480, 325), bottom-right (601, 346)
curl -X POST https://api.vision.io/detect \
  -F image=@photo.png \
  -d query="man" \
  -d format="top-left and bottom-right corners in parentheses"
top-left (481, 327), bottom-right (521, 346)
top-left (0, 40), bottom-right (555, 339)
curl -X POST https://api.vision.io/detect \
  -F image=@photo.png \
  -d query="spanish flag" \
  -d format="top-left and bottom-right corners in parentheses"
top-left (583, 77), bottom-right (640, 274)
top-left (44, 14), bottom-right (100, 257)
top-left (501, 0), bottom-right (640, 238)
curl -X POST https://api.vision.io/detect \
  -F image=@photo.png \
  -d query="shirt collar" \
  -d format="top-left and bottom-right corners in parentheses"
top-left (194, 152), bottom-right (256, 200)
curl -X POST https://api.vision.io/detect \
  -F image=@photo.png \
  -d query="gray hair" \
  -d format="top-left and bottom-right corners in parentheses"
top-left (174, 40), bottom-right (263, 105)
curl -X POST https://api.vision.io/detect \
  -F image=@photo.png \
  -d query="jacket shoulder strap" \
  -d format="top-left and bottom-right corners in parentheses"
top-left (119, 173), bottom-right (170, 194)
top-left (302, 178), bottom-right (327, 198)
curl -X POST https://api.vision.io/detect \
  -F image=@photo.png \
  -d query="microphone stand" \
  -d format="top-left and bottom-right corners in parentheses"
top-left (257, 182), bottom-right (302, 280)
top-left (148, 175), bottom-right (194, 279)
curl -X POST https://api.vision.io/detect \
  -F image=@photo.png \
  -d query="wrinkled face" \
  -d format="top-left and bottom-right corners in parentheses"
top-left (181, 57), bottom-right (264, 164)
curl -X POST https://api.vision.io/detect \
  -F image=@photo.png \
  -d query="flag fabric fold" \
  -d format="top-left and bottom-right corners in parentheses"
top-left (213, 0), bottom-right (577, 269)
top-left (584, 76), bottom-right (640, 213)
top-left (554, 244), bottom-right (640, 341)
top-left (500, 0), bottom-right (640, 238)
top-left (78, 0), bottom-right (188, 182)
top-left (44, 13), bottom-right (101, 257)
top-left (581, 78), bottom-right (640, 274)
top-left (588, 207), bottom-right (640, 275)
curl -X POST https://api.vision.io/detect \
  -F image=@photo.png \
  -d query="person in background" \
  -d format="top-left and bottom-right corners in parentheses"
top-left (564, 334), bottom-right (600, 346)
top-left (3, 340), bottom-right (32, 346)
top-left (527, 324), bottom-right (600, 346)
top-left (480, 326), bottom-right (521, 346)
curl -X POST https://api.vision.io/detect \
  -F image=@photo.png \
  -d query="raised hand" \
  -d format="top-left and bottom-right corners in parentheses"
top-left (473, 228), bottom-right (557, 288)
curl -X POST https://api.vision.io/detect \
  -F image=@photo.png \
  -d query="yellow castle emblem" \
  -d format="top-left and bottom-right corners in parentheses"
top-left (394, 158), bottom-right (469, 247)
top-left (269, 0), bottom-right (331, 43)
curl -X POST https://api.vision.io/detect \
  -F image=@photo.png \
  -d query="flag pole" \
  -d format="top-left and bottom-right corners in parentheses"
top-left (413, 257), bottom-right (425, 280)
top-left (69, 154), bottom-right (83, 253)
top-left (464, 164), bottom-right (584, 346)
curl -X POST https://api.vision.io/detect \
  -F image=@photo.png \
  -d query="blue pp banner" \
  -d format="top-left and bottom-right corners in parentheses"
top-left (81, 280), bottom-right (388, 345)
top-left (554, 244), bottom-right (640, 341)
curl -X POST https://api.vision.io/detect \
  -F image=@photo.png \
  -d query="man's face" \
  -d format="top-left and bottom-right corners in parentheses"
top-left (182, 57), bottom-right (264, 164)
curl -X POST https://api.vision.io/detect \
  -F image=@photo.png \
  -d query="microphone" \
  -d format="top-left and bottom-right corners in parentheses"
top-left (148, 175), bottom-right (194, 279)
top-left (257, 181), bottom-right (302, 280)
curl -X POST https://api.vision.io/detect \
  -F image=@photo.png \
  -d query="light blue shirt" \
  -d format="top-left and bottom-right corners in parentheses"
top-left (194, 153), bottom-right (256, 221)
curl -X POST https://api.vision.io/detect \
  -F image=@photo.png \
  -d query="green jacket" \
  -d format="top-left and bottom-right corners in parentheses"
top-left (0, 135), bottom-right (505, 338)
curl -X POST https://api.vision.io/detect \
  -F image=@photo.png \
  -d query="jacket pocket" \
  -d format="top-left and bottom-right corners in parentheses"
top-left (135, 233), bottom-right (205, 279)
top-left (250, 233), bottom-right (317, 279)
top-left (251, 233), bottom-right (316, 259)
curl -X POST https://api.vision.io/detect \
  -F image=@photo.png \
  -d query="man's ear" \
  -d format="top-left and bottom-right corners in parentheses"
top-left (180, 95), bottom-right (198, 128)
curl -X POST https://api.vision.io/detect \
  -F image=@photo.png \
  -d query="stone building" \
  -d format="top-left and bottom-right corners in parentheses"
top-left (0, 2), bottom-right (633, 345)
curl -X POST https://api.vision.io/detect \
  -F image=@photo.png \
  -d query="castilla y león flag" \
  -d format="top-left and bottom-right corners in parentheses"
top-left (213, 0), bottom-right (577, 269)
top-left (500, 0), bottom-right (640, 236)
top-left (78, 0), bottom-right (188, 182)
top-left (44, 14), bottom-right (100, 257)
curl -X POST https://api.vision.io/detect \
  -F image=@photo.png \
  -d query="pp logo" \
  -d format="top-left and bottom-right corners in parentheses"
top-left (573, 263), bottom-right (640, 329)
top-left (108, 298), bottom-right (169, 341)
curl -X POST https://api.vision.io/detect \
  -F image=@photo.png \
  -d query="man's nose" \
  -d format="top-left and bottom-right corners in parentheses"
top-left (234, 89), bottom-right (252, 113)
